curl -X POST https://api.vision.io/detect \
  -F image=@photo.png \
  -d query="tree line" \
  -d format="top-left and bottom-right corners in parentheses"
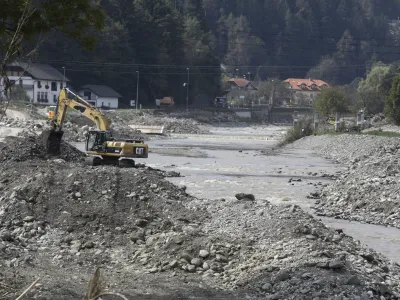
top-left (2, 0), bottom-right (400, 107)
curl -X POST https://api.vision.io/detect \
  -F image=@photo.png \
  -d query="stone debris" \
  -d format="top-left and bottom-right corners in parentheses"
top-left (0, 133), bottom-right (85, 163)
top-left (105, 110), bottom-right (210, 134)
top-left (0, 115), bottom-right (147, 143)
top-left (63, 121), bottom-right (146, 142)
top-left (292, 134), bottom-right (400, 228)
top-left (188, 197), bottom-right (400, 299)
top-left (105, 109), bottom-right (246, 134)
top-left (2, 126), bottom-right (400, 299)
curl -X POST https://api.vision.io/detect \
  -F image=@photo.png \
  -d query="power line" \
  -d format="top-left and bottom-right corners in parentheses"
top-left (11, 64), bottom-right (368, 77)
top-left (17, 60), bottom-right (372, 72)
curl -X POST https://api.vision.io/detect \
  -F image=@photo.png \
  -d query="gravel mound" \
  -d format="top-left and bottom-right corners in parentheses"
top-left (188, 197), bottom-right (400, 299)
top-left (290, 135), bottom-right (400, 228)
top-left (62, 121), bottom-right (147, 142)
top-left (0, 133), bottom-right (85, 163)
top-left (3, 133), bottom-right (400, 298)
top-left (0, 115), bottom-right (148, 143)
top-left (3, 158), bottom-right (400, 299)
top-left (106, 110), bottom-right (210, 134)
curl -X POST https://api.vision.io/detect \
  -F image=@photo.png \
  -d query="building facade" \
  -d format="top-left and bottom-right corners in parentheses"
top-left (283, 78), bottom-right (330, 106)
top-left (0, 62), bottom-right (68, 105)
top-left (224, 78), bottom-right (258, 106)
top-left (78, 85), bottom-right (121, 109)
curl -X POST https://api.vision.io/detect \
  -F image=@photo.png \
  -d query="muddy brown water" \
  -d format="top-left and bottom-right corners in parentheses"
top-left (75, 126), bottom-right (400, 263)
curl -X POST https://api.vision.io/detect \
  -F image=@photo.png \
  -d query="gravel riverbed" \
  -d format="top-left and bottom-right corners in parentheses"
top-left (291, 134), bottom-right (400, 228)
top-left (1, 131), bottom-right (400, 299)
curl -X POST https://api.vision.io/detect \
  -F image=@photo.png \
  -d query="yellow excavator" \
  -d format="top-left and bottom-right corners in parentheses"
top-left (43, 88), bottom-right (148, 167)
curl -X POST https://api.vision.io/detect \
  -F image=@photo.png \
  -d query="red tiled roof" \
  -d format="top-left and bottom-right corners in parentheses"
top-left (284, 78), bottom-right (330, 91)
top-left (227, 78), bottom-right (250, 88)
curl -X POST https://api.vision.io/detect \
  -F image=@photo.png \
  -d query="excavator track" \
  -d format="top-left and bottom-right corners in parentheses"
top-left (84, 156), bottom-right (135, 168)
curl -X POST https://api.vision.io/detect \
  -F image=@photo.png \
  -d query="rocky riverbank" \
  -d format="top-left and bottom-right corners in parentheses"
top-left (291, 134), bottom-right (400, 228)
top-left (1, 134), bottom-right (400, 299)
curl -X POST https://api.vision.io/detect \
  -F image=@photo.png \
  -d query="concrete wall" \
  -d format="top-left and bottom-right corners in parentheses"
top-left (97, 97), bottom-right (119, 109)
top-left (235, 111), bottom-right (251, 118)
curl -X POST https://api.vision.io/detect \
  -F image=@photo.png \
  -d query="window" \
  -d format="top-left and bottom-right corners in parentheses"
top-left (84, 91), bottom-right (91, 100)
top-left (37, 92), bottom-right (40, 100)
top-left (45, 92), bottom-right (48, 100)
top-left (101, 102), bottom-right (104, 107)
top-left (53, 95), bottom-right (57, 103)
top-left (60, 82), bottom-right (63, 90)
top-left (37, 81), bottom-right (41, 88)
top-left (51, 82), bottom-right (57, 91)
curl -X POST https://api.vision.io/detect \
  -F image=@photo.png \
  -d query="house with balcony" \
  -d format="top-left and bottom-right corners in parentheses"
top-left (283, 78), bottom-right (330, 106)
top-left (78, 84), bottom-right (121, 109)
top-left (0, 62), bottom-right (68, 104)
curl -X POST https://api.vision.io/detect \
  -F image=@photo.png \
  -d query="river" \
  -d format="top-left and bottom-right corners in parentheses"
top-left (75, 125), bottom-right (400, 263)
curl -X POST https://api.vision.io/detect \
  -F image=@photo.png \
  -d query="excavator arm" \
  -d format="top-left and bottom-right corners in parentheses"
top-left (44, 88), bottom-right (112, 155)
top-left (52, 88), bottom-right (111, 131)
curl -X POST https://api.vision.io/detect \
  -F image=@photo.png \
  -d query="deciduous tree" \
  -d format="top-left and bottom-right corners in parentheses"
top-left (357, 63), bottom-right (390, 114)
top-left (385, 76), bottom-right (400, 125)
top-left (313, 87), bottom-right (349, 118)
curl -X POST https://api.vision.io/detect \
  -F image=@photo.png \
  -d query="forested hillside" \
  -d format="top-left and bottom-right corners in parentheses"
top-left (36, 0), bottom-right (400, 106)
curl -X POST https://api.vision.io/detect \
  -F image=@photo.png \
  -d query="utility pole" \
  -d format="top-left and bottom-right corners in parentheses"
top-left (269, 79), bottom-right (275, 109)
top-left (136, 71), bottom-right (139, 111)
top-left (186, 68), bottom-right (190, 111)
top-left (62, 67), bottom-right (66, 87)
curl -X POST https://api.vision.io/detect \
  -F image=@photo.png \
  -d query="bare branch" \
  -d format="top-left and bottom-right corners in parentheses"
top-left (14, 278), bottom-right (40, 300)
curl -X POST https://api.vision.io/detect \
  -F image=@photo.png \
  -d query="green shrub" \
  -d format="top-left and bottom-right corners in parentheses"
top-left (279, 119), bottom-right (314, 146)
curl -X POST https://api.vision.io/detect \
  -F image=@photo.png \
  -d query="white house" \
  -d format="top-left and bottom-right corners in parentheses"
top-left (283, 78), bottom-right (330, 106)
top-left (0, 62), bottom-right (68, 105)
top-left (78, 85), bottom-right (121, 108)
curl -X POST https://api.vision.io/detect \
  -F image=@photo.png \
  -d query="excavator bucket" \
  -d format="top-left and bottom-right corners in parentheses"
top-left (42, 129), bottom-right (64, 156)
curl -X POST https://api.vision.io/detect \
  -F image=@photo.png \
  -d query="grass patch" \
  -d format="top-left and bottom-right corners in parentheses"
top-left (362, 131), bottom-right (400, 137)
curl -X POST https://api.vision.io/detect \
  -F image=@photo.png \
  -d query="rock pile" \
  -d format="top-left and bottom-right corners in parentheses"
top-left (2, 136), bottom-right (400, 299)
top-left (188, 197), bottom-right (400, 299)
top-left (62, 121), bottom-right (147, 142)
top-left (0, 116), bottom-right (147, 143)
top-left (292, 134), bottom-right (400, 228)
top-left (106, 110), bottom-right (210, 134)
top-left (0, 117), bottom-right (44, 133)
top-left (0, 133), bottom-right (85, 163)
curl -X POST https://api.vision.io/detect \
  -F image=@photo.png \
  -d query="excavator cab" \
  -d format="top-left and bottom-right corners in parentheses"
top-left (85, 131), bottom-right (111, 152)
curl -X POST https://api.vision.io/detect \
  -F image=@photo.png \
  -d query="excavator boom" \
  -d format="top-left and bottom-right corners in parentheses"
top-left (45, 88), bottom-right (111, 155)
top-left (53, 88), bottom-right (111, 131)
